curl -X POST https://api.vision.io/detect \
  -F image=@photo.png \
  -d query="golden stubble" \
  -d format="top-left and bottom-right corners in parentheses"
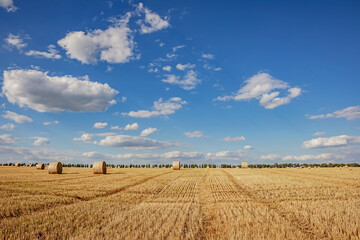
top-left (0, 167), bottom-right (359, 240)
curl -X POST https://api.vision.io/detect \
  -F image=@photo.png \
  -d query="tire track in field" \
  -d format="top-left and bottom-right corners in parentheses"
top-left (221, 169), bottom-right (327, 240)
top-left (196, 169), bottom-right (222, 240)
top-left (0, 171), bottom-right (173, 222)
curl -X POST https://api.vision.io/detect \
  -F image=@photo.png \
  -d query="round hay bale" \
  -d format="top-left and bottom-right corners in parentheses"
top-left (15, 163), bottom-right (20, 167)
top-left (48, 162), bottom-right (62, 174)
top-left (241, 162), bottom-right (248, 168)
top-left (172, 161), bottom-right (180, 170)
top-left (36, 163), bottom-right (45, 170)
top-left (93, 161), bottom-right (106, 174)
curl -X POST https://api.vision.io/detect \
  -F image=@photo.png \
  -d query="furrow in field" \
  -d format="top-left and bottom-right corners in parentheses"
top-left (221, 169), bottom-right (327, 240)
top-left (0, 171), bottom-right (172, 222)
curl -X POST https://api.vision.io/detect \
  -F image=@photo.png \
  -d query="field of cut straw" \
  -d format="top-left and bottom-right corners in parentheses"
top-left (0, 166), bottom-right (359, 239)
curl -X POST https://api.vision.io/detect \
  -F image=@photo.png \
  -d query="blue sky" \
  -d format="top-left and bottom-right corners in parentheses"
top-left (0, 0), bottom-right (359, 164)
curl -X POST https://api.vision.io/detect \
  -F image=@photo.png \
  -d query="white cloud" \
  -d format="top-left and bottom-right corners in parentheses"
top-left (43, 120), bottom-right (59, 126)
top-left (222, 136), bottom-right (245, 142)
top-left (202, 53), bottom-right (214, 59)
top-left (4, 34), bottom-right (26, 50)
top-left (25, 45), bottom-right (61, 59)
top-left (206, 149), bottom-right (246, 161)
top-left (121, 96), bottom-right (127, 103)
top-left (123, 97), bottom-right (186, 118)
top-left (176, 63), bottom-right (195, 71)
top-left (243, 145), bottom-right (253, 150)
top-left (172, 45), bottom-right (185, 52)
top-left (73, 133), bottom-right (94, 142)
top-left (260, 154), bottom-right (281, 160)
top-left (110, 126), bottom-right (122, 130)
top-left (140, 127), bottom-right (158, 137)
top-left (0, 123), bottom-right (15, 131)
top-left (124, 123), bottom-right (139, 130)
top-left (302, 135), bottom-right (360, 149)
top-left (3, 69), bottom-right (118, 112)
top-left (0, 0), bottom-right (17, 12)
top-left (184, 131), bottom-right (206, 138)
top-left (166, 53), bottom-right (177, 59)
top-left (33, 137), bottom-right (50, 146)
top-left (0, 134), bottom-right (15, 145)
top-left (73, 132), bottom-right (116, 143)
top-left (93, 122), bottom-right (108, 129)
top-left (162, 66), bottom-right (171, 72)
top-left (98, 134), bottom-right (172, 150)
top-left (2, 111), bottom-right (32, 124)
top-left (307, 106), bottom-right (360, 120)
top-left (313, 132), bottom-right (327, 136)
top-left (58, 13), bottom-right (134, 64)
top-left (282, 153), bottom-right (334, 161)
top-left (215, 72), bottom-right (301, 109)
top-left (136, 3), bottom-right (170, 34)
top-left (162, 70), bottom-right (201, 90)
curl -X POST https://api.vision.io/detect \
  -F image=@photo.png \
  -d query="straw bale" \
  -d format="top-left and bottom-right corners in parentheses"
top-left (173, 161), bottom-right (180, 170)
top-left (48, 162), bottom-right (62, 174)
top-left (93, 161), bottom-right (107, 174)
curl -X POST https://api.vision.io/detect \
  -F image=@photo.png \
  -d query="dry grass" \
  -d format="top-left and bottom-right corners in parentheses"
top-left (0, 166), bottom-right (359, 239)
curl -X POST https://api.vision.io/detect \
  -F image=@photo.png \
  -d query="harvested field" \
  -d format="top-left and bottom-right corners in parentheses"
top-left (0, 166), bottom-right (359, 239)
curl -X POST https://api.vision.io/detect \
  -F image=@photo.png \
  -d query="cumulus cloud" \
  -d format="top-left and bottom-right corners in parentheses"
top-left (0, 0), bottom-right (17, 12)
top-left (184, 131), bottom-right (206, 138)
top-left (2, 69), bottom-right (118, 112)
top-left (282, 153), bottom-right (334, 161)
top-left (2, 111), bottom-right (32, 123)
top-left (136, 3), bottom-right (170, 34)
top-left (0, 123), bottom-right (15, 131)
top-left (307, 106), bottom-right (360, 120)
top-left (222, 136), bottom-right (245, 142)
top-left (73, 133), bottom-right (95, 142)
top-left (123, 97), bottom-right (186, 118)
top-left (25, 45), bottom-right (62, 59)
top-left (162, 66), bottom-right (171, 72)
top-left (73, 132), bottom-right (116, 143)
top-left (215, 73), bottom-right (301, 109)
top-left (302, 135), bottom-right (360, 149)
top-left (0, 134), bottom-right (15, 145)
top-left (176, 63), bottom-right (195, 71)
top-left (58, 13), bottom-right (135, 64)
top-left (98, 134), bottom-right (172, 150)
top-left (93, 122), bottom-right (108, 129)
top-left (33, 137), bottom-right (50, 146)
top-left (162, 70), bottom-right (201, 90)
top-left (140, 127), bottom-right (158, 137)
top-left (202, 53), bottom-right (214, 59)
top-left (243, 145), bottom-right (253, 150)
top-left (124, 123), bottom-right (139, 130)
top-left (43, 120), bottom-right (59, 126)
top-left (313, 132), bottom-right (327, 136)
top-left (4, 34), bottom-right (26, 50)
top-left (206, 150), bottom-right (246, 161)
top-left (260, 154), bottom-right (281, 160)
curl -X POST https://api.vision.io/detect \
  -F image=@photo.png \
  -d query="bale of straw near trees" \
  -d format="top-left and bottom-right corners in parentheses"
top-left (93, 161), bottom-right (107, 174)
top-left (241, 162), bottom-right (248, 168)
top-left (36, 163), bottom-right (45, 170)
top-left (48, 162), bottom-right (62, 174)
top-left (173, 161), bottom-right (180, 170)
top-left (15, 163), bottom-right (20, 167)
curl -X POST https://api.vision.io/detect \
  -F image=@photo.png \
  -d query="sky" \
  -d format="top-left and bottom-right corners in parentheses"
top-left (0, 0), bottom-right (359, 165)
